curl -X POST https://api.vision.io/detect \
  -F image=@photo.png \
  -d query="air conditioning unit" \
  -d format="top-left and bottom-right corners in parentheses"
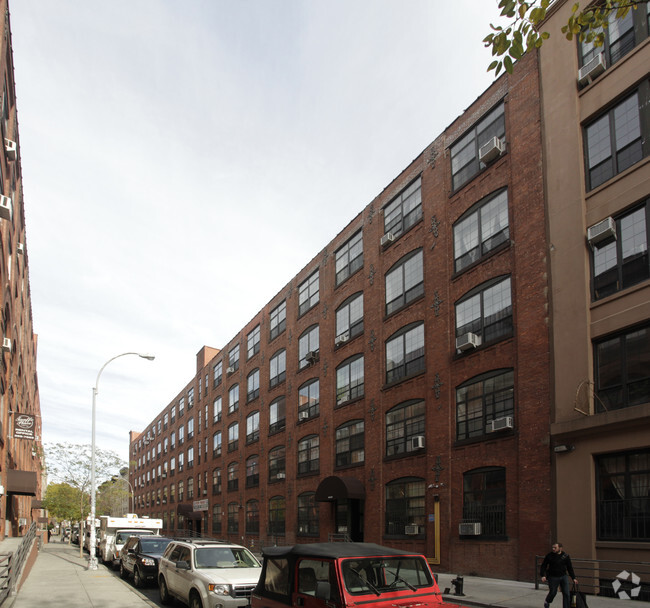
top-left (276, 472), bottom-right (286, 479)
top-left (298, 410), bottom-right (310, 421)
top-left (456, 332), bottom-right (480, 352)
top-left (380, 232), bottom-right (395, 248)
top-left (226, 366), bottom-right (235, 374)
top-left (0, 196), bottom-right (12, 222)
top-left (409, 435), bottom-right (425, 451)
top-left (459, 522), bottom-right (482, 536)
top-left (479, 136), bottom-right (505, 164)
top-left (487, 416), bottom-right (514, 432)
top-left (2, 338), bottom-right (10, 352)
top-left (335, 332), bottom-right (350, 346)
top-left (305, 350), bottom-right (319, 364)
top-left (404, 525), bottom-right (419, 535)
top-left (587, 216), bottom-right (616, 247)
top-left (578, 52), bottom-right (606, 86)
top-left (4, 139), bottom-right (16, 161)
top-left (16, 243), bottom-right (24, 255)
top-left (162, 472), bottom-right (167, 478)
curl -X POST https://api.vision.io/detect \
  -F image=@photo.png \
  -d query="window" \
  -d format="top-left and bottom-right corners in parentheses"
top-left (595, 323), bottom-right (650, 412)
top-left (585, 83), bottom-right (649, 190)
top-left (212, 467), bottom-right (222, 495)
top-left (246, 411), bottom-right (260, 444)
top-left (386, 323), bottom-right (425, 385)
top-left (246, 455), bottom-right (259, 488)
top-left (228, 343), bottom-right (240, 373)
top-left (228, 422), bottom-right (239, 452)
top-left (386, 399), bottom-right (425, 457)
top-left (187, 447), bottom-right (194, 469)
top-left (213, 360), bottom-right (223, 387)
top-left (187, 417), bottom-right (194, 440)
top-left (269, 396), bottom-right (286, 434)
top-left (456, 370), bottom-right (515, 441)
top-left (179, 397), bottom-right (185, 417)
top-left (248, 324), bottom-right (261, 359)
top-left (298, 435), bottom-right (319, 475)
top-left (269, 496), bottom-right (286, 536)
top-left (336, 355), bottom-right (364, 405)
top-left (187, 476), bottom-right (194, 499)
top-left (385, 249), bottom-right (424, 316)
top-left (299, 270), bottom-right (319, 316)
top-left (335, 420), bottom-right (364, 468)
top-left (212, 504), bottom-right (222, 534)
top-left (246, 499), bottom-right (260, 535)
top-left (229, 384), bottom-right (239, 413)
top-left (298, 378), bottom-right (319, 420)
top-left (455, 276), bottom-right (512, 347)
top-left (462, 467), bottom-right (506, 538)
top-left (454, 189), bottom-right (509, 273)
top-left (592, 202), bottom-right (649, 300)
top-left (385, 477), bottom-right (425, 536)
top-left (298, 326), bottom-right (319, 369)
top-left (247, 369), bottom-right (260, 402)
top-left (228, 461), bottom-right (239, 491)
top-left (270, 349), bottom-right (286, 388)
top-left (171, 405), bottom-right (176, 423)
top-left (270, 300), bottom-right (286, 341)
top-left (383, 178), bottom-right (422, 239)
top-left (178, 480), bottom-right (184, 502)
top-left (336, 231), bottom-right (363, 286)
top-left (269, 446), bottom-right (286, 482)
top-left (596, 449), bottom-right (650, 541)
top-left (178, 426), bottom-right (185, 445)
top-left (450, 102), bottom-right (505, 191)
top-left (297, 492), bottom-right (319, 536)
top-left (213, 396), bottom-right (222, 424)
top-left (213, 431), bottom-right (222, 457)
top-left (335, 293), bottom-right (363, 343)
top-left (228, 502), bottom-right (238, 533)
top-left (188, 387), bottom-right (195, 409)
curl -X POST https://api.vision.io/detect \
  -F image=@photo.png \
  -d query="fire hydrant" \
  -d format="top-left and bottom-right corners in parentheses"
top-left (451, 575), bottom-right (465, 596)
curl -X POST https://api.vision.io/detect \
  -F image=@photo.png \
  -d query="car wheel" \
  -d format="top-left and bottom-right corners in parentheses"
top-left (189, 591), bottom-right (203, 608)
top-left (159, 577), bottom-right (171, 605)
top-left (134, 567), bottom-right (143, 588)
top-left (119, 562), bottom-right (127, 579)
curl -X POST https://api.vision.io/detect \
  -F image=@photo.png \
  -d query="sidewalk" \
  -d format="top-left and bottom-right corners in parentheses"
top-left (1, 537), bottom-right (155, 608)
top-left (0, 535), bottom-right (636, 608)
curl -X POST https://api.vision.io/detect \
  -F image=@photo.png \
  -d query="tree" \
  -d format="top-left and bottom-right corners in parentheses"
top-left (484, 0), bottom-right (648, 75)
top-left (42, 482), bottom-right (88, 522)
top-left (96, 477), bottom-right (131, 516)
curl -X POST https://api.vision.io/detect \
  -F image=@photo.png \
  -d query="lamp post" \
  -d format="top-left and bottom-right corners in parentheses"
top-left (88, 352), bottom-right (155, 571)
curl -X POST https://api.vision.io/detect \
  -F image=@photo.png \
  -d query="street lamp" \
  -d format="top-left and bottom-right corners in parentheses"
top-left (88, 352), bottom-right (155, 571)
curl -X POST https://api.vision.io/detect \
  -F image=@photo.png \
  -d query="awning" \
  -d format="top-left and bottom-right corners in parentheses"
top-left (6, 470), bottom-right (37, 496)
top-left (177, 504), bottom-right (203, 519)
top-left (315, 476), bottom-right (365, 502)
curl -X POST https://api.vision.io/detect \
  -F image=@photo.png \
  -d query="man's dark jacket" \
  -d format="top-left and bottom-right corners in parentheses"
top-left (540, 551), bottom-right (576, 579)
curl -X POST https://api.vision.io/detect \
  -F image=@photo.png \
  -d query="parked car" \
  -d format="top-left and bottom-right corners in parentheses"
top-left (70, 528), bottom-right (80, 545)
top-left (120, 535), bottom-right (173, 587)
top-left (252, 542), bottom-right (465, 608)
top-left (158, 539), bottom-right (261, 608)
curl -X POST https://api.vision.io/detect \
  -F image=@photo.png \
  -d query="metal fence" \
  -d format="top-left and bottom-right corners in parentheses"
top-left (0, 523), bottom-right (38, 606)
top-left (535, 555), bottom-right (650, 601)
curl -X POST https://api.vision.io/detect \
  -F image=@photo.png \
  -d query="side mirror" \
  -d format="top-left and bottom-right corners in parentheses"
top-left (176, 560), bottom-right (191, 570)
top-left (315, 582), bottom-right (331, 601)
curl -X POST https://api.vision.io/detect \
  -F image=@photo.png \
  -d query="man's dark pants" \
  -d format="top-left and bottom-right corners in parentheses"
top-left (546, 575), bottom-right (571, 608)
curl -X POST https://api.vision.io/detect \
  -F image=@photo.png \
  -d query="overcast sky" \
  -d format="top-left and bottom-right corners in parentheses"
top-left (9, 1), bottom-right (504, 465)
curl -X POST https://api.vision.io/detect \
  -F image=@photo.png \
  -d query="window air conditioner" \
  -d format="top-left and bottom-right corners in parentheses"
top-left (276, 472), bottom-right (286, 479)
top-left (305, 350), bottom-right (319, 364)
top-left (335, 332), bottom-right (350, 346)
top-left (409, 435), bottom-right (425, 451)
top-left (298, 410), bottom-right (310, 421)
top-left (459, 522), bottom-right (482, 535)
top-left (404, 525), bottom-right (419, 535)
top-left (16, 243), bottom-right (24, 255)
top-left (2, 338), bottom-right (10, 352)
top-left (4, 139), bottom-right (16, 161)
top-left (487, 416), bottom-right (514, 433)
top-left (587, 217), bottom-right (616, 247)
top-left (578, 52), bottom-right (606, 86)
top-left (0, 196), bottom-right (12, 222)
top-left (479, 136), bottom-right (505, 164)
top-left (456, 332), bottom-right (480, 352)
top-left (380, 232), bottom-right (395, 248)
top-left (226, 366), bottom-right (235, 374)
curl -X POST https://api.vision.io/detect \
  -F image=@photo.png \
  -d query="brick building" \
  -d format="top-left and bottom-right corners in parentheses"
top-left (130, 48), bottom-right (551, 581)
top-left (0, 1), bottom-right (44, 538)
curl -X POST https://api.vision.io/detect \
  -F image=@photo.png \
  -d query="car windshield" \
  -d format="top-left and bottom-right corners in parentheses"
top-left (341, 556), bottom-right (433, 595)
top-left (140, 539), bottom-right (172, 554)
top-left (194, 547), bottom-right (261, 569)
top-left (116, 531), bottom-right (153, 544)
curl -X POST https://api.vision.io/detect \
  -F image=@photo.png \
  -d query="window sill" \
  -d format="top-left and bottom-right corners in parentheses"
top-left (381, 216), bottom-right (423, 251)
top-left (451, 240), bottom-right (511, 280)
top-left (382, 370), bottom-right (425, 392)
top-left (384, 292), bottom-right (425, 322)
top-left (335, 264), bottom-right (364, 291)
top-left (334, 395), bottom-right (364, 410)
top-left (452, 334), bottom-right (513, 360)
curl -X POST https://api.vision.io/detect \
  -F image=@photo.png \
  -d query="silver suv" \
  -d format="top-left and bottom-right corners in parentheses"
top-left (158, 539), bottom-right (262, 608)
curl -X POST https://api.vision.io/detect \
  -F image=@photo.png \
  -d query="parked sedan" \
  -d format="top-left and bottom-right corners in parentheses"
top-left (120, 535), bottom-right (173, 587)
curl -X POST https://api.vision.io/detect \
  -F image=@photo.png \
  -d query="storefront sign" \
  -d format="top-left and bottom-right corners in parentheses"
top-left (14, 414), bottom-right (35, 440)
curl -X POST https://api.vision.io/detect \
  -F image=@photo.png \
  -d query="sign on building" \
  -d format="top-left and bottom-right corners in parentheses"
top-left (193, 499), bottom-right (209, 512)
top-left (14, 414), bottom-right (35, 440)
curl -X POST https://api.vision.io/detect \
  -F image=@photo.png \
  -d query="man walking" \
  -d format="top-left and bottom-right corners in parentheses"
top-left (540, 542), bottom-right (578, 608)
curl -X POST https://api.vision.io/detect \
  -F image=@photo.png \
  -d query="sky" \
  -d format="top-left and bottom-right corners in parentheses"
top-left (9, 1), bottom-right (504, 466)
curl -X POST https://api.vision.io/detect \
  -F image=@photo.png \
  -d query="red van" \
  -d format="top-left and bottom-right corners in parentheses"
top-left (251, 542), bottom-right (464, 608)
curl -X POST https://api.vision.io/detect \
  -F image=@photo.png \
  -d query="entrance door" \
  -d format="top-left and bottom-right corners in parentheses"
top-left (335, 499), bottom-right (364, 542)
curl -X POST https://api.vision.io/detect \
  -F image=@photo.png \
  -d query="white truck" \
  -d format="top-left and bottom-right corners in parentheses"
top-left (98, 513), bottom-right (163, 568)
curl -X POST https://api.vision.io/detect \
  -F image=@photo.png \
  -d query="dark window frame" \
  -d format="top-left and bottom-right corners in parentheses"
top-left (385, 249), bottom-right (424, 317)
top-left (462, 467), bottom-right (507, 539)
top-left (335, 230), bottom-right (363, 286)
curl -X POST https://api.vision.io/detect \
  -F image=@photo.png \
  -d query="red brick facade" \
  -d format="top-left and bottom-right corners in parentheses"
top-left (130, 50), bottom-right (550, 581)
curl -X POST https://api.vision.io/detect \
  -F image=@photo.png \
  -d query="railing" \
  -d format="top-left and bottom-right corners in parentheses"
top-left (535, 556), bottom-right (650, 600)
top-left (0, 523), bottom-right (38, 605)
top-left (328, 533), bottom-right (351, 542)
